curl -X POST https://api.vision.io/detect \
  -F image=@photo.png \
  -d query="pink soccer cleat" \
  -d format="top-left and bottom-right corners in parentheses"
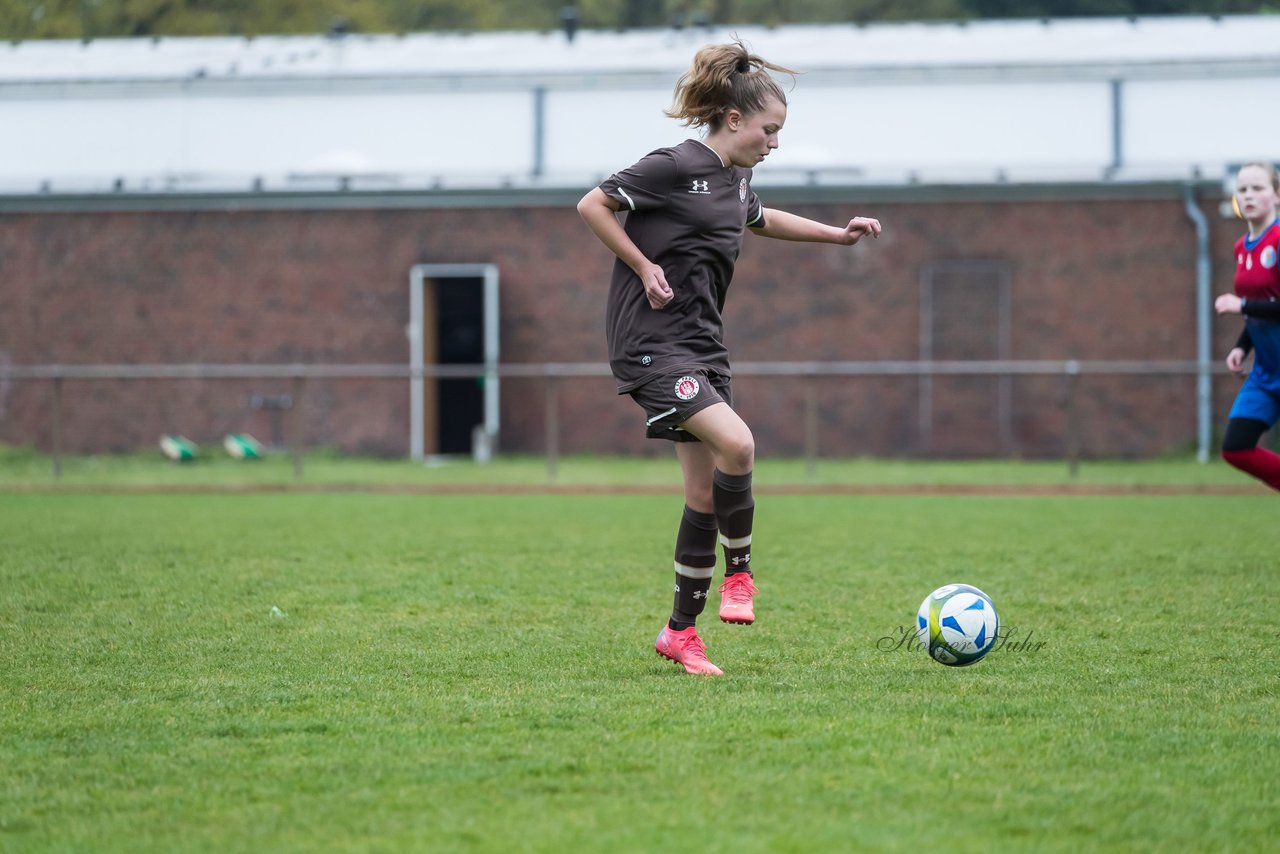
top-left (654, 625), bottom-right (724, 676)
top-left (718, 573), bottom-right (758, 624)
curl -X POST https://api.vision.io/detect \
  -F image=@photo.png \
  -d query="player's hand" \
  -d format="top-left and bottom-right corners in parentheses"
top-left (1215, 294), bottom-right (1243, 314)
top-left (1226, 347), bottom-right (1247, 374)
top-left (639, 263), bottom-right (674, 309)
top-left (839, 216), bottom-right (882, 245)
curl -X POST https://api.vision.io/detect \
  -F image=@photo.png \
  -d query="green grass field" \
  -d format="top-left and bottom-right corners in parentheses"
top-left (1, 455), bottom-right (1277, 851)
top-left (0, 443), bottom-right (1271, 490)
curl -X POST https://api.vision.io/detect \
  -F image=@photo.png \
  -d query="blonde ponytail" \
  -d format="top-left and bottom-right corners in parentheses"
top-left (665, 40), bottom-right (797, 129)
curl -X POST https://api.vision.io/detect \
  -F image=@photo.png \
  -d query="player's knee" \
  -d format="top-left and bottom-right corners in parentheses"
top-left (1223, 435), bottom-right (1254, 454)
top-left (720, 430), bottom-right (755, 472)
top-left (1222, 448), bottom-right (1249, 468)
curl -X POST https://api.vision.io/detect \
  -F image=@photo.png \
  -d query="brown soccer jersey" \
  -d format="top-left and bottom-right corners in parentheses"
top-left (598, 139), bottom-right (765, 392)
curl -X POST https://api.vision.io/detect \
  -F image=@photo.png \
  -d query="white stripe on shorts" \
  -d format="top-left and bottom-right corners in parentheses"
top-left (646, 406), bottom-right (677, 427)
top-left (674, 561), bottom-right (715, 580)
top-left (719, 533), bottom-right (752, 548)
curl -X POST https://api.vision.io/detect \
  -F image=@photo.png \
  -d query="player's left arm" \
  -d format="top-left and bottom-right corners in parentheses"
top-left (750, 207), bottom-right (881, 245)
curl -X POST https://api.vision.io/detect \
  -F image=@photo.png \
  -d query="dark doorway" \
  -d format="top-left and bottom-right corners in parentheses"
top-left (433, 276), bottom-right (485, 454)
top-left (920, 261), bottom-right (1012, 456)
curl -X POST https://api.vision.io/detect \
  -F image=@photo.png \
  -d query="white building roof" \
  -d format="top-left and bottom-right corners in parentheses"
top-left (2, 15), bottom-right (1274, 81)
top-left (0, 15), bottom-right (1274, 195)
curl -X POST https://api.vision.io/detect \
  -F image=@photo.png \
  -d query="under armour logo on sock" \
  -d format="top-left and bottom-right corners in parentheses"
top-left (731, 554), bottom-right (751, 566)
top-left (693, 590), bottom-right (708, 599)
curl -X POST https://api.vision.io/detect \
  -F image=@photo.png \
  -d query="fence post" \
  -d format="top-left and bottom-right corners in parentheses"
top-left (290, 374), bottom-right (305, 481)
top-left (51, 374), bottom-right (63, 480)
top-left (1064, 360), bottom-right (1081, 479)
top-left (804, 376), bottom-right (818, 480)
top-left (545, 372), bottom-right (560, 482)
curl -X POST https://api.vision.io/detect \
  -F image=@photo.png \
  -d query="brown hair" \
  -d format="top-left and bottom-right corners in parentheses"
top-left (665, 40), bottom-right (798, 130)
top-left (1238, 160), bottom-right (1280, 191)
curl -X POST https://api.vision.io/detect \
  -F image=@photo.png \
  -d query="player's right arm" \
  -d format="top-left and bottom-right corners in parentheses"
top-left (577, 188), bottom-right (673, 309)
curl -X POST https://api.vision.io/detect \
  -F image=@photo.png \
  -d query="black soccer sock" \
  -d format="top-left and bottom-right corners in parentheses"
top-left (669, 505), bottom-right (718, 630)
top-left (713, 469), bottom-right (754, 577)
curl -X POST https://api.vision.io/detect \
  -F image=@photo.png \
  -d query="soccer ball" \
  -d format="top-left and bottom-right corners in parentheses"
top-left (915, 584), bottom-right (999, 667)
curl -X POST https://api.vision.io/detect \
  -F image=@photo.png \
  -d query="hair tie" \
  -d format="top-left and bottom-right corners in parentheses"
top-left (735, 58), bottom-right (751, 73)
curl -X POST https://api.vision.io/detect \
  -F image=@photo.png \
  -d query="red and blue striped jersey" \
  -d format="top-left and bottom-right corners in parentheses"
top-left (1234, 221), bottom-right (1280, 301)
top-left (1235, 220), bottom-right (1280, 376)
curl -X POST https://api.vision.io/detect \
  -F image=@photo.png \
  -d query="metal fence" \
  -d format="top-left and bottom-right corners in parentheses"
top-left (0, 359), bottom-right (1224, 480)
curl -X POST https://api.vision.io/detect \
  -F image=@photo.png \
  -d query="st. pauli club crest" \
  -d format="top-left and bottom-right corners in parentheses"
top-left (674, 376), bottom-right (700, 401)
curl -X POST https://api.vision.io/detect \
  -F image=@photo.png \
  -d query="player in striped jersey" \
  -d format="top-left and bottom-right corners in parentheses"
top-left (578, 41), bottom-right (882, 674)
top-left (1215, 161), bottom-right (1280, 491)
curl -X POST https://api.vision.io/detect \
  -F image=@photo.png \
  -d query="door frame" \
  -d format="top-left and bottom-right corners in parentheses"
top-left (408, 263), bottom-right (500, 461)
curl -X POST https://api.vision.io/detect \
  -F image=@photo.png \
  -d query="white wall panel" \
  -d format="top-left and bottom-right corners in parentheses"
top-left (779, 82), bottom-right (1112, 171)
top-left (4, 98), bottom-right (189, 178)
top-left (543, 88), bottom-right (680, 177)
top-left (183, 91), bottom-right (531, 176)
top-left (1124, 77), bottom-right (1280, 170)
top-left (0, 91), bottom-right (532, 185)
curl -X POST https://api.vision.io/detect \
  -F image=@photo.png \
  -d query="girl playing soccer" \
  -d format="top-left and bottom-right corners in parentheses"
top-left (577, 40), bottom-right (882, 675)
top-left (1215, 160), bottom-right (1280, 491)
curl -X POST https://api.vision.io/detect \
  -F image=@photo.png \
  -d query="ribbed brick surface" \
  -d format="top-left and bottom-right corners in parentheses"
top-left (0, 197), bottom-right (1246, 458)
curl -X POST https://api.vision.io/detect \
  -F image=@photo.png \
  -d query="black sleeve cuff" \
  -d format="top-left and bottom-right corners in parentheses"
top-left (1241, 297), bottom-right (1280, 320)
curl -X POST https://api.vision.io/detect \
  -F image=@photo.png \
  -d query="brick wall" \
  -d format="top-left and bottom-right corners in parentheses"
top-left (0, 191), bottom-right (1247, 458)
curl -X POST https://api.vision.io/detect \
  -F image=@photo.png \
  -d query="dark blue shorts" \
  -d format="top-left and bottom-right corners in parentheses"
top-left (1229, 369), bottom-right (1280, 425)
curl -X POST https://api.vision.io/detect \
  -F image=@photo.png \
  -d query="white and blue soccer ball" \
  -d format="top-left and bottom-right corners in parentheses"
top-left (915, 584), bottom-right (999, 667)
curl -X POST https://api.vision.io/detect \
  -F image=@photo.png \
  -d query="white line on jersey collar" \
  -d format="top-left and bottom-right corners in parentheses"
top-left (692, 138), bottom-right (728, 168)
